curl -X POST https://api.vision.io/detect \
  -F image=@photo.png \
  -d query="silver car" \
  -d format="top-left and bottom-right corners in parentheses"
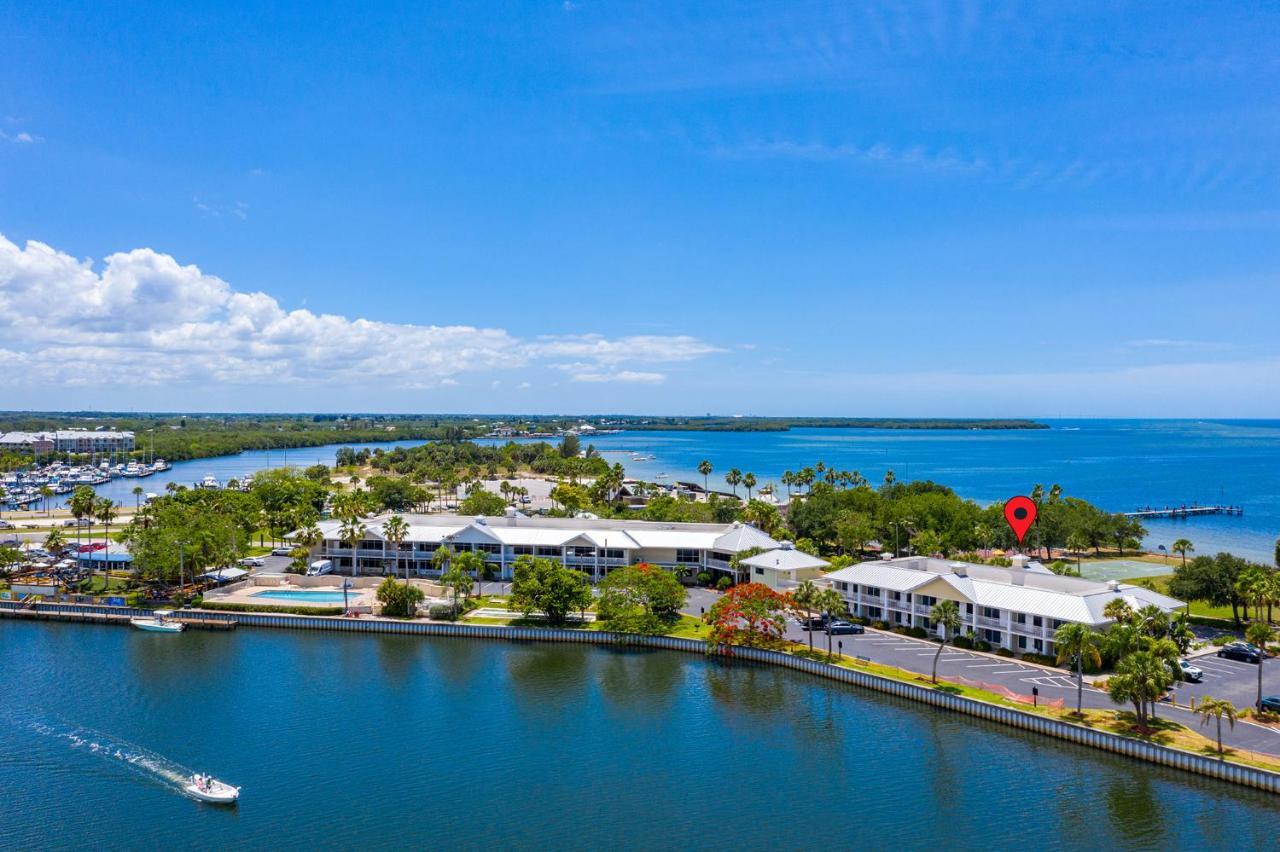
top-left (1178, 659), bottom-right (1203, 682)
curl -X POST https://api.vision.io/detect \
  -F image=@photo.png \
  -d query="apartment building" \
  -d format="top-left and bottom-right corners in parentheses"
top-left (822, 555), bottom-right (1184, 656)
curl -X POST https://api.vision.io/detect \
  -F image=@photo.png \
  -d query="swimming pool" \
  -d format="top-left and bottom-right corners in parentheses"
top-left (251, 590), bottom-right (354, 604)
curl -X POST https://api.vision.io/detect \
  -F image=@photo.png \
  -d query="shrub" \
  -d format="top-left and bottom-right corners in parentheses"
top-left (428, 603), bottom-right (457, 621)
top-left (872, 620), bottom-right (891, 630)
top-left (987, 556), bottom-right (1012, 567)
top-left (892, 625), bottom-right (911, 636)
top-left (376, 576), bottom-right (424, 618)
top-left (715, 576), bottom-right (733, 591)
top-left (973, 639), bottom-right (993, 652)
top-left (850, 615), bottom-right (869, 626)
top-left (994, 648), bottom-right (1015, 657)
top-left (1211, 634), bottom-right (1232, 646)
top-left (952, 635), bottom-right (973, 649)
top-left (1020, 652), bottom-right (1057, 667)
top-left (907, 626), bottom-right (928, 639)
top-left (124, 592), bottom-right (143, 607)
top-left (696, 572), bottom-right (712, 586)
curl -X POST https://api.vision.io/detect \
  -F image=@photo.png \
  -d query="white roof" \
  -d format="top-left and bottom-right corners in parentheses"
top-left (314, 513), bottom-right (770, 553)
top-left (825, 556), bottom-right (1185, 626)
top-left (741, 546), bottom-right (828, 573)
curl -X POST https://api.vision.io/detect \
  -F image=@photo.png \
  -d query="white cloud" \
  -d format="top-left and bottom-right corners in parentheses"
top-left (1, 130), bottom-right (38, 144)
top-left (572, 371), bottom-right (667, 384)
top-left (0, 234), bottom-right (720, 393)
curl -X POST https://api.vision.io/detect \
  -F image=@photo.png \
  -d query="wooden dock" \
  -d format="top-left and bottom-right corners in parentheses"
top-left (1123, 504), bottom-right (1243, 519)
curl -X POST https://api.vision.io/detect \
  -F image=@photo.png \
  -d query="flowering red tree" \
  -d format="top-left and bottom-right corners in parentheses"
top-left (704, 583), bottom-right (792, 648)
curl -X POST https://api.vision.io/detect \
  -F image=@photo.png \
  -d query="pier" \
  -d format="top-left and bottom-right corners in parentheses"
top-left (1123, 504), bottom-right (1243, 519)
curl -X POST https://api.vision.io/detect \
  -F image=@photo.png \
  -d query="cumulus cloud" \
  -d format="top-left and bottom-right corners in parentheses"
top-left (0, 234), bottom-right (720, 392)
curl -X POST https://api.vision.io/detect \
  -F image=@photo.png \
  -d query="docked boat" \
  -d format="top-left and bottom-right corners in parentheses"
top-left (130, 610), bottom-right (185, 633)
top-left (185, 774), bottom-right (240, 805)
top-left (196, 475), bottom-right (221, 489)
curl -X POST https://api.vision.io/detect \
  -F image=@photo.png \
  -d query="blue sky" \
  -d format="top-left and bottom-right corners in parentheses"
top-left (1, 1), bottom-right (1278, 416)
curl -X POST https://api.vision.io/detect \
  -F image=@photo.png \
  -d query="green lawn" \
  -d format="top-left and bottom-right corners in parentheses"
top-left (1122, 574), bottom-right (1239, 621)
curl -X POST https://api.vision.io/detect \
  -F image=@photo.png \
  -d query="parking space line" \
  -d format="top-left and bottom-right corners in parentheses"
top-left (989, 668), bottom-right (1029, 674)
top-left (964, 663), bottom-right (1007, 668)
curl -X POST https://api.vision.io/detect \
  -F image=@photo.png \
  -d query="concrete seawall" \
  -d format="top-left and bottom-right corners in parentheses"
top-left (4, 599), bottom-right (1278, 794)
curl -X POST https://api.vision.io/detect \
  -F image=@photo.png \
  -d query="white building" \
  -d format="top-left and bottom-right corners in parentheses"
top-left (740, 542), bottom-right (828, 591)
top-left (313, 511), bottom-right (811, 581)
top-left (822, 555), bottom-right (1184, 657)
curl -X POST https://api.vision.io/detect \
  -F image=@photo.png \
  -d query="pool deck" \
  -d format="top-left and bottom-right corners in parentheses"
top-left (204, 576), bottom-right (379, 611)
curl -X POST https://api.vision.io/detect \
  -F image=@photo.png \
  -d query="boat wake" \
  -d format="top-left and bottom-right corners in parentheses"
top-left (27, 719), bottom-right (196, 796)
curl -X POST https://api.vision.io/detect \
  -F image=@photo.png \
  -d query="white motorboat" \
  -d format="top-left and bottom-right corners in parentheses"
top-left (185, 774), bottom-right (240, 804)
top-left (130, 610), bottom-right (185, 633)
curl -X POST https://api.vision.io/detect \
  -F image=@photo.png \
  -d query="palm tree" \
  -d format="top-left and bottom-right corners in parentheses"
top-left (816, 588), bottom-right (846, 661)
top-left (929, 600), bottom-right (962, 683)
top-left (39, 485), bottom-right (53, 516)
top-left (1171, 538), bottom-right (1194, 568)
top-left (1065, 531), bottom-right (1090, 574)
top-left (94, 498), bottom-right (117, 591)
top-left (1054, 623), bottom-right (1103, 716)
top-left (698, 460), bottom-right (712, 493)
top-left (69, 485), bottom-right (95, 553)
top-left (743, 472), bottom-right (756, 501)
top-left (339, 516), bottom-right (367, 577)
top-left (382, 515), bottom-right (409, 583)
top-left (132, 485), bottom-right (144, 510)
top-left (725, 468), bottom-right (742, 497)
top-left (432, 544), bottom-right (451, 576)
top-left (781, 470), bottom-right (794, 499)
top-left (1103, 597), bottom-right (1134, 625)
top-left (792, 580), bottom-right (821, 653)
top-left (1193, 696), bottom-right (1238, 757)
top-left (1245, 622), bottom-right (1274, 713)
top-left (1106, 650), bottom-right (1171, 732)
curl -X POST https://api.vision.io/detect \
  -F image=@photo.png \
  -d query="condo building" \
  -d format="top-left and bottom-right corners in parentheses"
top-left (821, 555), bottom-right (1185, 656)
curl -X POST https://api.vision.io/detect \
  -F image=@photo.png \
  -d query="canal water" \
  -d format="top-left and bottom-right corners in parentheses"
top-left (1, 620), bottom-right (1276, 849)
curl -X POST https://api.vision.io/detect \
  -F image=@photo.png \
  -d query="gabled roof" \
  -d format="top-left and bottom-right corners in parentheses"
top-left (712, 522), bottom-right (780, 553)
top-left (741, 546), bottom-right (828, 573)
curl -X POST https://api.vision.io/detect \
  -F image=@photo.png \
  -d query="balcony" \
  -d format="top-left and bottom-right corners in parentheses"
top-left (975, 616), bottom-right (1003, 630)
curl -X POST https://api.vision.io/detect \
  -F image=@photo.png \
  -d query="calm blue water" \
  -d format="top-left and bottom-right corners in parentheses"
top-left (2, 620), bottom-right (1277, 850)
top-left (574, 420), bottom-right (1280, 563)
top-left (49, 421), bottom-right (1280, 562)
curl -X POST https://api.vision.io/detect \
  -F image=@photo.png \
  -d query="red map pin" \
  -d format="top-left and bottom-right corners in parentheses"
top-left (1003, 496), bottom-right (1037, 544)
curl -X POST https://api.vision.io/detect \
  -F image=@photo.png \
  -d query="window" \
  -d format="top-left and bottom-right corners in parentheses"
top-left (1034, 639), bottom-right (1043, 651)
top-left (1051, 619), bottom-right (1066, 629)
top-left (1033, 616), bottom-right (1043, 627)
top-left (569, 546), bottom-right (595, 558)
top-left (511, 545), bottom-right (533, 556)
top-left (675, 549), bottom-right (701, 564)
top-left (965, 603), bottom-right (973, 614)
top-left (1014, 613), bottom-right (1026, 624)
top-left (862, 586), bottom-right (881, 597)
top-left (836, 581), bottom-right (849, 592)
top-left (917, 595), bottom-right (936, 607)
top-left (1017, 635), bottom-right (1027, 649)
top-left (710, 551), bottom-right (732, 563)
top-left (754, 567), bottom-right (764, 576)
top-left (476, 543), bottom-right (501, 555)
top-left (981, 607), bottom-right (1001, 619)
top-left (603, 548), bottom-right (624, 560)
top-left (890, 591), bottom-right (901, 601)
top-left (536, 546), bottom-right (562, 558)
top-left (982, 629), bottom-right (1002, 644)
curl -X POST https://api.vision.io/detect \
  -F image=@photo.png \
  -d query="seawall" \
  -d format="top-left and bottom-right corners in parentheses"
top-left (4, 599), bottom-right (1278, 794)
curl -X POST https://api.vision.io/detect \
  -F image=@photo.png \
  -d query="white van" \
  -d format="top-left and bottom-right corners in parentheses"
top-left (306, 559), bottom-right (334, 576)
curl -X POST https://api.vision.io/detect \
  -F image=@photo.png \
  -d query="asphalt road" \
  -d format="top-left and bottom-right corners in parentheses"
top-left (680, 587), bottom-right (1280, 755)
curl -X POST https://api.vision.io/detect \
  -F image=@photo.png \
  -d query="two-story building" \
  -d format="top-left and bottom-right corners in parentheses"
top-left (312, 510), bottom-right (814, 586)
top-left (822, 555), bottom-right (1184, 657)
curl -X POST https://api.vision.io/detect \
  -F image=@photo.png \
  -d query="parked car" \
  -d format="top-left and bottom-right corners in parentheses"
top-left (801, 616), bottom-right (828, 630)
top-left (1261, 696), bottom-right (1280, 713)
top-left (0, 520), bottom-right (14, 529)
top-left (826, 620), bottom-right (864, 635)
top-left (239, 556), bottom-right (265, 567)
top-left (1177, 660), bottom-right (1203, 682)
top-left (62, 518), bottom-right (92, 527)
top-left (271, 547), bottom-right (293, 556)
top-left (307, 559), bottom-right (334, 576)
top-left (1218, 643), bottom-right (1262, 664)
